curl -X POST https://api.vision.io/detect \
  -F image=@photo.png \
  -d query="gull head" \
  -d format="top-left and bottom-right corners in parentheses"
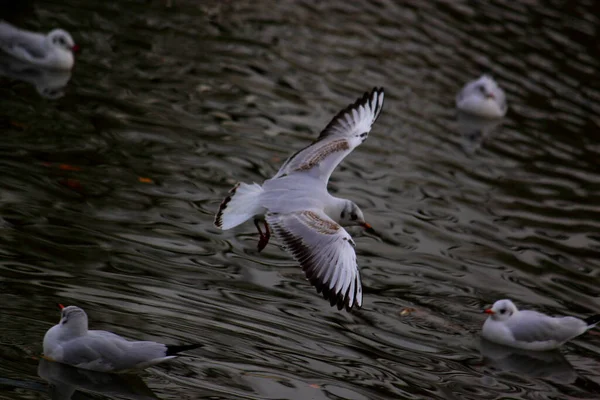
top-left (339, 200), bottom-right (373, 232)
top-left (456, 75), bottom-right (507, 118)
top-left (46, 29), bottom-right (78, 53)
top-left (57, 305), bottom-right (89, 338)
top-left (484, 299), bottom-right (518, 321)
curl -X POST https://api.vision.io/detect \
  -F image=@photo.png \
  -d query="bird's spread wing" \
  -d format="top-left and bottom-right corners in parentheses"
top-left (272, 87), bottom-right (384, 184)
top-left (266, 210), bottom-right (362, 311)
top-left (507, 312), bottom-right (585, 344)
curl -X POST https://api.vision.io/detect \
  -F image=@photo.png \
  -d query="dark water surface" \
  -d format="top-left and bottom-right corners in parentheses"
top-left (1, 1), bottom-right (600, 399)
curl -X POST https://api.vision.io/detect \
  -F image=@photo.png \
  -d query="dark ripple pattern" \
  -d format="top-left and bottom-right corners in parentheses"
top-left (1, 0), bottom-right (600, 399)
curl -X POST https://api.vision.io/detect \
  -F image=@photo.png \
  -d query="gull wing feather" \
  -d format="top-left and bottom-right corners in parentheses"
top-left (266, 210), bottom-right (363, 311)
top-left (59, 333), bottom-right (169, 372)
top-left (0, 21), bottom-right (46, 59)
top-left (507, 311), bottom-right (587, 344)
top-left (272, 87), bottom-right (384, 184)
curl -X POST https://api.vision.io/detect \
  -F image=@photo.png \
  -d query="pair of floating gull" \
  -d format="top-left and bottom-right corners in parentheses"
top-left (43, 300), bottom-right (598, 374)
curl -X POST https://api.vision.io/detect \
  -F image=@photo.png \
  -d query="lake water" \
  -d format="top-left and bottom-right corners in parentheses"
top-left (1, 1), bottom-right (600, 399)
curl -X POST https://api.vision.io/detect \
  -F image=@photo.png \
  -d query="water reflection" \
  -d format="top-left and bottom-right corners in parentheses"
top-left (480, 339), bottom-right (576, 383)
top-left (38, 359), bottom-right (158, 400)
top-left (0, 53), bottom-right (71, 98)
top-left (456, 111), bottom-right (504, 153)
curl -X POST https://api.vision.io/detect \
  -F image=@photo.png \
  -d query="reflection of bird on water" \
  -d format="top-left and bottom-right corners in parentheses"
top-left (481, 299), bottom-right (600, 351)
top-left (0, 52), bottom-right (71, 98)
top-left (0, 20), bottom-right (77, 70)
top-left (38, 359), bottom-right (159, 400)
top-left (456, 111), bottom-right (503, 153)
top-left (479, 338), bottom-right (577, 384)
top-left (456, 75), bottom-right (507, 118)
top-left (43, 305), bottom-right (202, 372)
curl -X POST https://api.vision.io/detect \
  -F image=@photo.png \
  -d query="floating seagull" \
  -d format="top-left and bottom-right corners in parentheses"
top-left (43, 305), bottom-right (202, 373)
top-left (482, 299), bottom-right (600, 351)
top-left (215, 88), bottom-right (385, 311)
top-left (456, 75), bottom-right (507, 118)
top-left (0, 20), bottom-right (78, 70)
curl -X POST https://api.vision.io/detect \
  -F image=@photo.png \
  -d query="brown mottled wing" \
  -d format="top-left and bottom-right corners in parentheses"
top-left (273, 87), bottom-right (384, 184)
top-left (266, 210), bottom-right (363, 311)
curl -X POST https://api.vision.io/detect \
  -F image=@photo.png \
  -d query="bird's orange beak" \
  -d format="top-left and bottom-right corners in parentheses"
top-left (362, 222), bottom-right (375, 234)
top-left (58, 303), bottom-right (65, 310)
top-left (484, 308), bottom-right (494, 314)
top-left (72, 44), bottom-right (80, 53)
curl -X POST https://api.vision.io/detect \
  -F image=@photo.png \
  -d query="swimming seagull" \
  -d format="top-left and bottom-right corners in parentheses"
top-left (0, 21), bottom-right (78, 70)
top-left (456, 75), bottom-right (507, 118)
top-left (482, 299), bottom-right (600, 351)
top-left (215, 87), bottom-right (385, 311)
top-left (43, 305), bottom-right (202, 372)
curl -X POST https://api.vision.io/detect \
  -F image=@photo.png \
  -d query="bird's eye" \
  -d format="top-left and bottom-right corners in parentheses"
top-left (478, 85), bottom-right (486, 93)
top-left (499, 309), bottom-right (506, 314)
top-left (350, 213), bottom-right (357, 221)
top-left (340, 211), bottom-right (345, 219)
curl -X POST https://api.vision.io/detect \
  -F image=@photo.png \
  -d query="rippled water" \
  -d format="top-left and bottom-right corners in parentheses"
top-left (1, 1), bottom-right (600, 399)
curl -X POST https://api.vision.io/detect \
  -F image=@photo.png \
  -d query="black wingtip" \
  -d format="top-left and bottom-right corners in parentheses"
top-left (214, 182), bottom-right (240, 228)
top-left (317, 87), bottom-right (385, 141)
top-left (584, 314), bottom-right (600, 326)
top-left (165, 343), bottom-right (203, 356)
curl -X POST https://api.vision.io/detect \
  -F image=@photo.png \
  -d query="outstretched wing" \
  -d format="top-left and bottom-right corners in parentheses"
top-left (272, 87), bottom-right (384, 184)
top-left (266, 210), bottom-right (362, 311)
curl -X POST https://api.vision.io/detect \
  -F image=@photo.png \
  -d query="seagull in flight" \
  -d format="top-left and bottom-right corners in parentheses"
top-left (215, 87), bottom-right (385, 311)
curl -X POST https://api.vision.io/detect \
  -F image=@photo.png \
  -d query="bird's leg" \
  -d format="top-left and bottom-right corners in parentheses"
top-left (254, 218), bottom-right (270, 252)
top-left (260, 221), bottom-right (271, 251)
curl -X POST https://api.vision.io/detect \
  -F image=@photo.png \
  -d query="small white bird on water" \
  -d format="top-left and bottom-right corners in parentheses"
top-left (43, 305), bottom-right (202, 373)
top-left (456, 75), bottom-right (507, 118)
top-left (0, 21), bottom-right (78, 70)
top-left (482, 299), bottom-right (600, 351)
top-left (215, 88), bottom-right (385, 311)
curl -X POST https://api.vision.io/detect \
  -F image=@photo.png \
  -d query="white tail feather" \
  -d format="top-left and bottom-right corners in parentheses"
top-left (215, 183), bottom-right (264, 230)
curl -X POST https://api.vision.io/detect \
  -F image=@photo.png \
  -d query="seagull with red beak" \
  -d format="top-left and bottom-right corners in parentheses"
top-left (215, 88), bottom-right (384, 311)
top-left (0, 21), bottom-right (79, 70)
top-left (456, 75), bottom-right (507, 118)
top-left (482, 299), bottom-right (600, 351)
